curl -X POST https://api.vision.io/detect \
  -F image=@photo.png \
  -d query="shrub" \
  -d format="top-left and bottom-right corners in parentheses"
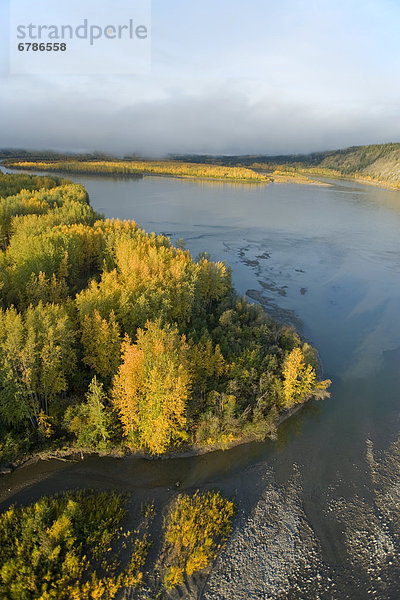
top-left (163, 490), bottom-right (235, 589)
top-left (0, 490), bottom-right (148, 599)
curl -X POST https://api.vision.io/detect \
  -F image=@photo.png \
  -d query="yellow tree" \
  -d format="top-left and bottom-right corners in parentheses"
top-left (112, 320), bottom-right (191, 454)
top-left (191, 339), bottom-right (225, 398)
top-left (282, 347), bottom-right (330, 408)
top-left (81, 309), bottom-right (121, 378)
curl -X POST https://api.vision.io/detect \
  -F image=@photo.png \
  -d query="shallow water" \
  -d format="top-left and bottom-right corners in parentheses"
top-left (2, 171), bottom-right (400, 598)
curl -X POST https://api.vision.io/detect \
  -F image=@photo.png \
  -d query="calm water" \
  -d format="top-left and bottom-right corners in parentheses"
top-left (2, 171), bottom-right (400, 598)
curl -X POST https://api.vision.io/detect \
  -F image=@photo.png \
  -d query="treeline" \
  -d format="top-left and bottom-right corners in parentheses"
top-left (6, 143), bottom-right (400, 186)
top-left (0, 149), bottom-right (114, 161)
top-left (0, 172), bottom-right (329, 460)
top-left (175, 143), bottom-right (400, 188)
top-left (5, 159), bottom-right (270, 183)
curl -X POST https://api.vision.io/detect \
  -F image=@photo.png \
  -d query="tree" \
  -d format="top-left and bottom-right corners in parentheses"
top-left (282, 347), bottom-right (330, 408)
top-left (0, 308), bottom-right (32, 426)
top-left (81, 310), bottom-right (121, 378)
top-left (191, 338), bottom-right (225, 398)
top-left (0, 302), bottom-right (77, 425)
top-left (112, 320), bottom-right (191, 454)
top-left (65, 377), bottom-right (109, 450)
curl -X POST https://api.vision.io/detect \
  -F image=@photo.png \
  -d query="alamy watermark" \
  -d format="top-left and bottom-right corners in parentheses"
top-left (10, 0), bottom-right (151, 75)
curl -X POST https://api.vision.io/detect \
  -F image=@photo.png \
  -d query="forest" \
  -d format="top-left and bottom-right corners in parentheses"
top-left (0, 172), bottom-right (330, 463)
top-left (0, 487), bottom-right (234, 598)
top-left (0, 490), bottom-right (148, 599)
top-left (4, 159), bottom-right (270, 183)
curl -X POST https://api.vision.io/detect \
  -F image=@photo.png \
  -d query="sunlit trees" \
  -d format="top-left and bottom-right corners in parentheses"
top-left (191, 338), bottom-right (226, 400)
top-left (112, 320), bottom-right (191, 454)
top-left (76, 228), bottom-right (231, 339)
top-left (0, 183), bottom-right (101, 308)
top-left (282, 346), bottom-right (331, 408)
top-left (0, 172), bottom-right (330, 461)
top-left (163, 490), bottom-right (235, 589)
top-left (0, 172), bottom-right (63, 198)
top-left (4, 223), bottom-right (104, 304)
top-left (9, 159), bottom-right (270, 182)
top-left (81, 310), bottom-right (121, 378)
top-left (0, 490), bottom-right (148, 599)
top-left (0, 302), bottom-right (77, 425)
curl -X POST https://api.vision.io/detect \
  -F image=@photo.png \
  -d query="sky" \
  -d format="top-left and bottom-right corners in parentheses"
top-left (1, 0), bottom-right (400, 156)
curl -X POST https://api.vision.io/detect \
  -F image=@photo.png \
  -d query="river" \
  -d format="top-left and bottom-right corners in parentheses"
top-left (1, 170), bottom-right (400, 598)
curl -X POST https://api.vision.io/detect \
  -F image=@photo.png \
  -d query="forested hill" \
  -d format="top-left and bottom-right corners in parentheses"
top-left (175, 143), bottom-right (400, 188)
top-left (0, 172), bottom-right (330, 464)
top-left (265, 143), bottom-right (400, 185)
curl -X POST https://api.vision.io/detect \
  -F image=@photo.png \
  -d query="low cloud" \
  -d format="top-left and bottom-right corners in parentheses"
top-left (1, 84), bottom-right (399, 157)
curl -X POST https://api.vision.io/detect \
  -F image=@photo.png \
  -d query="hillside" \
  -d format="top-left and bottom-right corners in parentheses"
top-left (175, 143), bottom-right (400, 188)
top-left (267, 143), bottom-right (400, 186)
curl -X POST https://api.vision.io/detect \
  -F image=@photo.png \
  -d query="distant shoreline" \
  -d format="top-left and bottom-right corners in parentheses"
top-left (6, 160), bottom-right (400, 191)
top-left (296, 168), bottom-right (400, 191)
top-left (4, 159), bottom-right (271, 184)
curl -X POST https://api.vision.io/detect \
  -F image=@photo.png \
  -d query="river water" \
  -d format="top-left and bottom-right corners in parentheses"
top-left (1, 171), bottom-right (400, 598)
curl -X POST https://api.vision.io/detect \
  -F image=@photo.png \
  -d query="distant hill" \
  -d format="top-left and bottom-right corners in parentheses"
top-left (3, 143), bottom-right (400, 188)
top-left (174, 143), bottom-right (400, 189)
top-left (268, 143), bottom-right (400, 185)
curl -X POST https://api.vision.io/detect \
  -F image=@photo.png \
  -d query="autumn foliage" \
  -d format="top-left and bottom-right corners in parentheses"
top-left (0, 491), bottom-right (148, 599)
top-left (163, 490), bottom-right (235, 588)
top-left (112, 321), bottom-right (191, 454)
top-left (0, 172), bottom-right (330, 463)
top-left (8, 159), bottom-right (270, 182)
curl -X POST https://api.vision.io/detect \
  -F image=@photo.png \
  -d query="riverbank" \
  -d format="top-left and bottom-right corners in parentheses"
top-left (12, 158), bottom-right (394, 189)
top-left (4, 160), bottom-right (331, 187)
top-left (288, 167), bottom-right (400, 190)
top-left (269, 170), bottom-right (331, 186)
top-left (0, 399), bottom-right (318, 476)
top-left (249, 162), bottom-right (400, 190)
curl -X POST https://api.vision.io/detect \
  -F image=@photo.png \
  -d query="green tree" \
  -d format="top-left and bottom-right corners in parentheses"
top-left (81, 309), bottom-right (121, 378)
top-left (65, 377), bottom-right (110, 450)
top-left (0, 303), bottom-right (77, 425)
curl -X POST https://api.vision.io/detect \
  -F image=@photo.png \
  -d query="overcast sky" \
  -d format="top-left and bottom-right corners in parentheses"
top-left (1, 0), bottom-right (400, 156)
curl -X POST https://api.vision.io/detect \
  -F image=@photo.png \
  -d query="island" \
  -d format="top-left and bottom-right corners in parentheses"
top-left (0, 171), bottom-right (330, 462)
top-left (4, 158), bottom-right (270, 183)
top-left (9, 142), bottom-right (400, 189)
